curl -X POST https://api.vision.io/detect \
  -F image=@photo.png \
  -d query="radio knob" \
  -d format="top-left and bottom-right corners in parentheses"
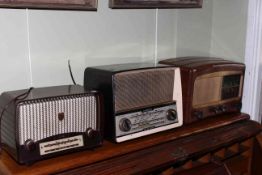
top-left (86, 128), bottom-right (99, 138)
top-left (219, 105), bottom-right (227, 112)
top-left (166, 109), bottom-right (177, 121)
top-left (119, 118), bottom-right (132, 132)
top-left (24, 139), bottom-right (35, 151)
top-left (210, 107), bottom-right (219, 114)
top-left (194, 111), bottom-right (204, 119)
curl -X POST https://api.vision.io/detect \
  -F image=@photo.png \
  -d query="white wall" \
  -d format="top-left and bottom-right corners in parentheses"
top-left (0, 0), bottom-right (249, 93)
top-left (210, 0), bottom-right (248, 62)
top-left (157, 0), bottom-right (248, 61)
top-left (176, 0), bottom-right (213, 57)
top-left (27, 2), bottom-right (159, 87)
top-left (157, 9), bottom-right (178, 60)
top-left (0, 9), bottom-right (31, 92)
top-left (0, 1), bottom-right (157, 92)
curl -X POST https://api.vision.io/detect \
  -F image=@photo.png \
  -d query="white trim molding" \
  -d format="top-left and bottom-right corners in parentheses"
top-left (242, 0), bottom-right (262, 122)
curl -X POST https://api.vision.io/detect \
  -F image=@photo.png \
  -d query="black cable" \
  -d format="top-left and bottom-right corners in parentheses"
top-left (0, 87), bottom-right (34, 152)
top-left (68, 60), bottom-right (77, 85)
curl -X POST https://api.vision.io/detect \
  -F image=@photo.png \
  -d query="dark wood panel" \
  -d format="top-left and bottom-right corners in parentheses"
top-left (175, 163), bottom-right (231, 175)
top-left (109, 0), bottom-right (203, 9)
top-left (57, 120), bottom-right (261, 175)
top-left (251, 134), bottom-right (262, 175)
top-left (0, 114), bottom-right (250, 175)
top-left (0, 0), bottom-right (97, 10)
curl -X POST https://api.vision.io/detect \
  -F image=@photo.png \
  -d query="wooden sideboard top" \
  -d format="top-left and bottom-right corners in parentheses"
top-left (0, 113), bottom-right (253, 175)
top-left (175, 163), bottom-right (231, 175)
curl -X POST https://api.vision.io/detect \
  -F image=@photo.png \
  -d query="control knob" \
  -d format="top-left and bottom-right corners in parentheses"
top-left (24, 139), bottom-right (35, 151)
top-left (194, 111), bottom-right (204, 119)
top-left (166, 109), bottom-right (177, 121)
top-left (219, 105), bottom-right (227, 112)
top-left (86, 128), bottom-right (100, 138)
top-left (119, 118), bottom-right (132, 132)
top-left (210, 107), bottom-right (220, 114)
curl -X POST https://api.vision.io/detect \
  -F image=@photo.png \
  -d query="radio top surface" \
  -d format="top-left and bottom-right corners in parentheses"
top-left (1, 85), bottom-right (90, 101)
top-left (159, 57), bottom-right (245, 70)
top-left (86, 62), bottom-right (172, 73)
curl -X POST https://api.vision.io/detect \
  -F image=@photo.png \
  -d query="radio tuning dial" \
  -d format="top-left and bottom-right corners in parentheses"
top-left (166, 109), bottom-right (177, 121)
top-left (119, 118), bottom-right (132, 132)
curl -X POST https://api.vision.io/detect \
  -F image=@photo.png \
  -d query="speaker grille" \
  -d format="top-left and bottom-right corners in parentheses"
top-left (114, 68), bottom-right (175, 113)
top-left (17, 95), bottom-right (97, 145)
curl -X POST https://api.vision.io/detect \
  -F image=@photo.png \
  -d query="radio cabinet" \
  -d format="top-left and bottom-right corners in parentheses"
top-left (84, 63), bottom-right (183, 142)
top-left (0, 113), bottom-right (261, 175)
top-left (159, 57), bottom-right (245, 124)
top-left (0, 85), bottom-right (103, 164)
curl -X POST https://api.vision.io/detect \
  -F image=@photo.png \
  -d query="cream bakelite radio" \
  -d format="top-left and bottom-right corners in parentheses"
top-left (84, 63), bottom-right (183, 142)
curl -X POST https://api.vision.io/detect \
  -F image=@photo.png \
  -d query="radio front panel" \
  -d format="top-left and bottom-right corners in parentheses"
top-left (192, 71), bottom-right (243, 108)
top-left (159, 57), bottom-right (245, 124)
top-left (192, 71), bottom-right (243, 120)
top-left (115, 103), bottom-right (181, 142)
top-left (17, 95), bottom-right (97, 145)
top-left (84, 63), bottom-right (183, 142)
top-left (113, 68), bottom-right (175, 114)
top-left (0, 85), bottom-right (103, 164)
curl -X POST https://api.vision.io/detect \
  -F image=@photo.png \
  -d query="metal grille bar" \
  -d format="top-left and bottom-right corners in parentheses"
top-left (114, 68), bottom-right (175, 113)
top-left (18, 95), bottom-right (97, 145)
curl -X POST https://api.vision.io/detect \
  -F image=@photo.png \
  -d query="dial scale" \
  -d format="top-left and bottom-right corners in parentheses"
top-left (115, 103), bottom-right (178, 138)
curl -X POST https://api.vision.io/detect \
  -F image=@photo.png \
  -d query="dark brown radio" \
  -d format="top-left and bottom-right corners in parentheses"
top-left (159, 57), bottom-right (245, 124)
top-left (84, 63), bottom-right (183, 142)
top-left (0, 85), bottom-right (103, 164)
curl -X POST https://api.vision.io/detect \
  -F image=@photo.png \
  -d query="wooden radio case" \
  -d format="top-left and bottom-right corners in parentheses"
top-left (159, 57), bottom-right (245, 124)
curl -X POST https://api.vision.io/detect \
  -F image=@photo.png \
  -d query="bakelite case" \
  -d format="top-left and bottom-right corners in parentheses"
top-left (84, 63), bottom-right (183, 142)
top-left (159, 57), bottom-right (245, 124)
top-left (0, 85), bottom-right (103, 164)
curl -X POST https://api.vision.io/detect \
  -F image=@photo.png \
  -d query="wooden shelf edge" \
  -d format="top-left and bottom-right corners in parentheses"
top-left (0, 113), bottom-right (251, 175)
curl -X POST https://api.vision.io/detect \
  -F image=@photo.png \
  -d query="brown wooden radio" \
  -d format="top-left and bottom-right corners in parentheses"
top-left (159, 57), bottom-right (245, 124)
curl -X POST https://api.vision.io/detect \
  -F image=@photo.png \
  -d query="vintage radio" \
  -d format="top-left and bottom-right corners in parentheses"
top-left (0, 85), bottom-right (103, 164)
top-left (159, 57), bottom-right (245, 124)
top-left (84, 63), bottom-right (183, 142)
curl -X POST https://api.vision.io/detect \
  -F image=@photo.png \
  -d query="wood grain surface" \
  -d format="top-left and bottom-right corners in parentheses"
top-left (0, 113), bottom-right (251, 175)
top-left (58, 119), bottom-right (260, 175)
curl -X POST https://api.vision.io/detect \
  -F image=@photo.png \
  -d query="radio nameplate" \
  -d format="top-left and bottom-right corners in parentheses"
top-left (39, 135), bottom-right (84, 156)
